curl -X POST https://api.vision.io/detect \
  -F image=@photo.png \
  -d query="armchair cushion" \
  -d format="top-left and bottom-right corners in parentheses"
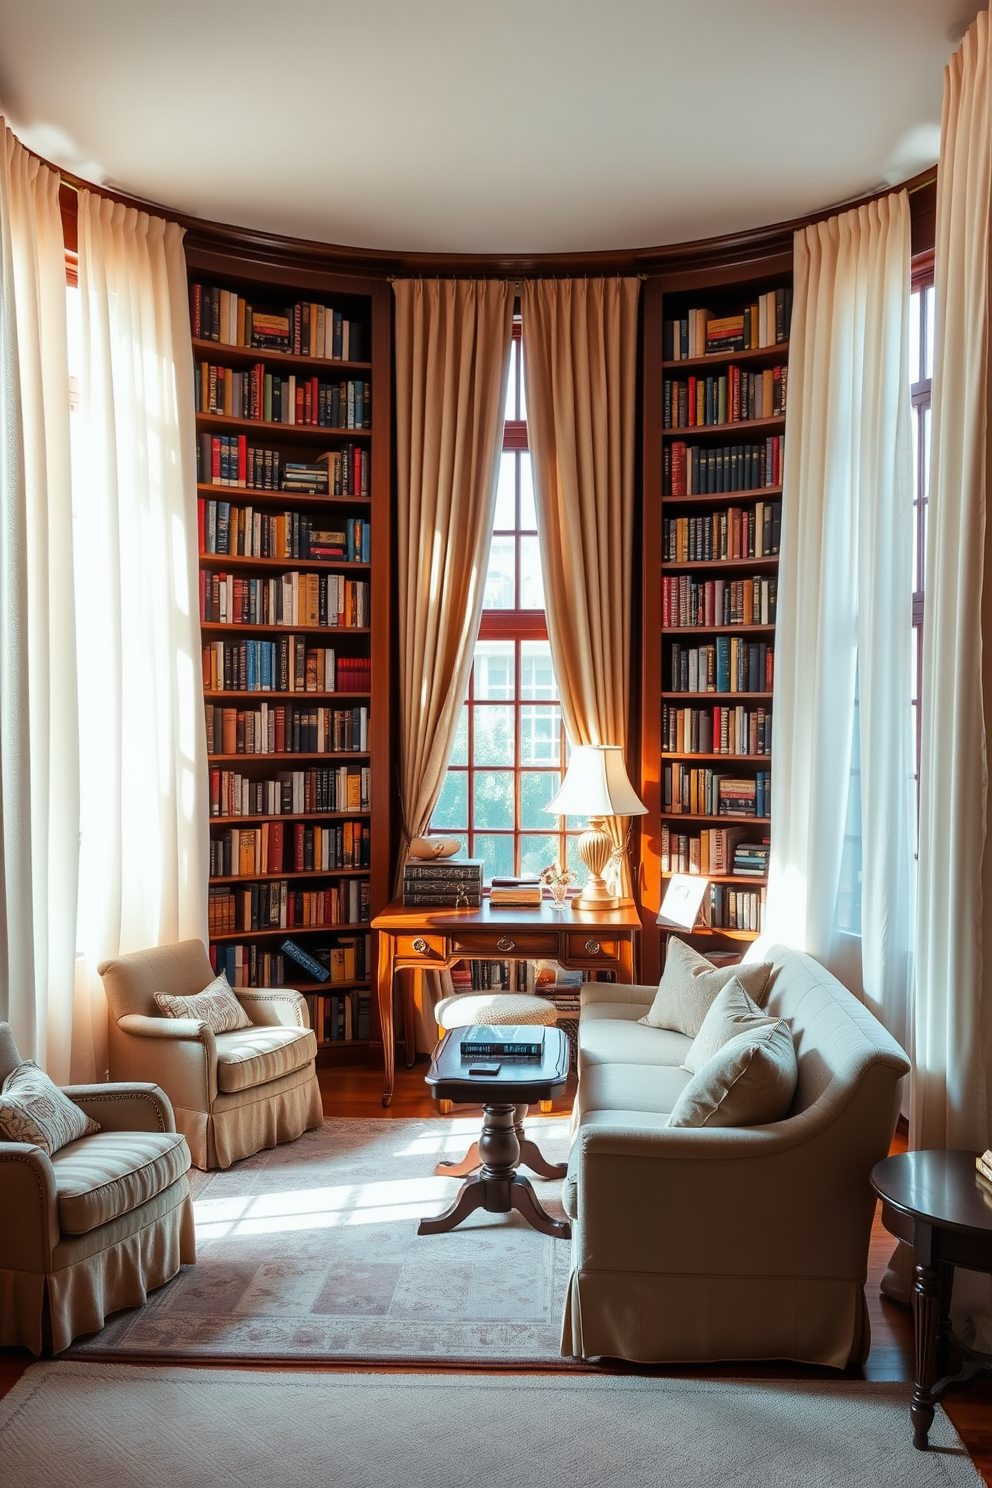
top-left (667, 1018), bottom-right (798, 1129)
top-left (52, 1129), bottom-right (191, 1236)
top-left (215, 1025), bottom-right (319, 1094)
top-left (154, 972), bottom-right (251, 1033)
top-left (0, 1062), bottom-right (101, 1155)
top-left (638, 937), bottom-right (772, 1037)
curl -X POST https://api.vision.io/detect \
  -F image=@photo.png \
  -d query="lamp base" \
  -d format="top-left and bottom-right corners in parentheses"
top-left (573, 818), bottom-right (620, 912)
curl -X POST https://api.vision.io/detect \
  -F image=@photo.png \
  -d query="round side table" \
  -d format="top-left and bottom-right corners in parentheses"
top-left (871, 1149), bottom-right (992, 1450)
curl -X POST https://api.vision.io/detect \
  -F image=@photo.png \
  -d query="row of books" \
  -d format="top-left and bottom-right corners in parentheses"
top-left (195, 361), bottom-right (371, 431)
top-left (402, 857), bottom-right (483, 907)
top-left (663, 365), bottom-right (787, 430)
top-left (663, 765), bottom-right (771, 818)
top-left (208, 878), bottom-right (371, 934)
top-left (665, 437), bottom-right (784, 498)
top-left (702, 884), bottom-right (765, 932)
top-left (663, 704), bottom-right (770, 757)
top-left (663, 575), bottom-right (777, 630)
top-left (668, 638), bottom-right (774, 695)
top-left (200, 571), bottom-right (369, 629)
top-left (201, 501), bottom-right (370, 564)
top-left (202, 641), bottom-right (369, 697)
top-left (664, 289), bottom-right (791, 360)
top-left (308, 990), bottom-right (373, 1043)
top-left (661, 824), bottom-right (762, 876)
top-left (190, 284), bottom-right (365, 363)
top-left (210, 765), bottom-right (371, 818)
top-left (205, 703), bottom-right (369, 758)
top-left (209, 819), bottom-right (370, 876)
top-left (284, 934), bottom-right (371, 984)
top-left (195, 438), bottom-right (370, 497)
top-left (663, 503), bottom-right (781, 563)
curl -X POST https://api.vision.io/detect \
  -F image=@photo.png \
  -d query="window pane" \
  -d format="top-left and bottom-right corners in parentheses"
top-left (519, 345), bottom-right (527, 421)
top-left (520, 703), bottom-right (561, 765)
top-left (448, 705), bottom-right (469, 767)
top-left (473, 704), bottom-right (515, 766)
top-left (923, 406), bottom-right (931, 503)
top-left (474, 832), bottom-right (515, 881)
top-left (483, 536), bottom-right (515, 609)
top-left (473, 770), bottom-right (514, 828)
top-left (432, 771), bottom-right (467, 830)
top-left (909, 289), bottom-right (921, 386)
top-left (519, 455), bottom-right (536, 530)
top-left (520, 770), bottom-right (561, 825)
top-left (519, 535), bottom-right (545, 609)
top-left (925, 284), bottom-right (935, 382)
top-left (494, 451), bottom-right (516, 530)
top-left (520, 832), bottom-right (560, 879)
top-left (505, 339), bottom-right (518, 423)
top-left (565, 834), bottom-right (589, 887)
top-left (474, 641), bottom-right (515, 699)
top-left (520, 642), bottom-right (557, 700)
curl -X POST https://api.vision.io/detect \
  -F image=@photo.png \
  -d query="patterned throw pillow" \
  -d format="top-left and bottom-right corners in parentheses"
top-left (154, 973), bottom-right (252, 1033)
top-left (0, 1061), bottom-right (101, 1155)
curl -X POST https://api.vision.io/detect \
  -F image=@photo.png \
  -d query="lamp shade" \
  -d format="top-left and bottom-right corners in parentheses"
top-left (545, 745), bottom-right (646, 818)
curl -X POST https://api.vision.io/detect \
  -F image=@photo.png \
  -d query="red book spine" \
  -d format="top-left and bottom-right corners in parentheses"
top-left (294, 823), bottom-right (305, 872)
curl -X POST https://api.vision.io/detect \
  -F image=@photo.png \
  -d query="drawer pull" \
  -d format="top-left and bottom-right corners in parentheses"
top-left (584, 938), bottom-right (601, 955)
top-left (496, 936), bottom-right (516, 953)
top-left (412, 937), bottom-right (430, 954)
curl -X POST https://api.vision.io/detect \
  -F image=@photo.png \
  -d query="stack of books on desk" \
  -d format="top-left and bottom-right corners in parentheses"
top-left (488, 876), bottom-right (543, 908)
top-left (402, 858), bottom-right (483, 908)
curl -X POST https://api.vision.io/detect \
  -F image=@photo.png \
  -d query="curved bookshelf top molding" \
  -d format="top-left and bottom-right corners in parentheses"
top-left (56, 165), bottom-right (937, 284)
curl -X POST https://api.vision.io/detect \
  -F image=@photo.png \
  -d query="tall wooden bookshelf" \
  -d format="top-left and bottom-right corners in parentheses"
top-left (639, 255), bottom-right (792, 983)
top-left (183, 241), bottom-right (392, 1067)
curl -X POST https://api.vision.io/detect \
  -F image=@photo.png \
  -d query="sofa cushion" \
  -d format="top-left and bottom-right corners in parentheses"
top-left (51, 1129), bottom-right (191, 1235)
top-left (215, 1025), bottom-right (318, 1093)
top-left (155, 972), bottom-right (252, 1033)
top-left (639, 937), bottom-right (772, 1037)
top-left (578, 1013), bottom-right (693, 1070)
top-left (667, 1020), bottom-right (798, 1129)
top-left (682, 975), bottom-right (778, 1074)
top-left (576, 1061), bottom-right (694, 1120)
top-left (0, 1062), bottom-right (101, 1156)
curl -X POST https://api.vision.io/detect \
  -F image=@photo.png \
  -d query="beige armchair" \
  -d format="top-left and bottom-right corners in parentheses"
top-left (98, 939), bottom-right (324, 1170)
top-left (0, 1022), bottom-right (194, 1355)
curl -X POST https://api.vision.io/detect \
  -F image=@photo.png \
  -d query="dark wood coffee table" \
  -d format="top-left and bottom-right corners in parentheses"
top-left (871, 1149), bottom-right (992, 1449)
top-left (418, 1025), bottom-right (571, 1240)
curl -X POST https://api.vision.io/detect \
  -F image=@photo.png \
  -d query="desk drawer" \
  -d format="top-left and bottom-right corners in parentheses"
top-left (564, 933), bottom-right (622, 963)
top-left (396, 934), bottom-right (447, 963)
top-left (450, 931), bottom-right (559, 959)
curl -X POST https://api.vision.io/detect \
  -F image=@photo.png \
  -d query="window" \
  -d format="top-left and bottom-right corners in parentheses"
top-left (909, 255), bottom-right (934, 816)
top-left (429, 320), bottom-right (584, 885)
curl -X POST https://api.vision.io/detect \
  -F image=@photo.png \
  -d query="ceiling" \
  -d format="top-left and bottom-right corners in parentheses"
top-left (0, 1), bottom-right (978, 257)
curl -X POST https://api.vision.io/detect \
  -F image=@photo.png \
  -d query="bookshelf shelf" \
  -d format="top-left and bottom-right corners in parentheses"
top-left (188, 249), bottom-right (392, 1065)
top-left (641, 264), bottom-right (791, 973)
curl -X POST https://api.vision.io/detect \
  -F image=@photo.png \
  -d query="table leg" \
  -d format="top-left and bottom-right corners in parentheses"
top-left (377, 932), bottom-right (395, 1108)
top-left (912, 1259), bottom-right (940, 1449)
top-left (435, 1105), bottom-right (567, 1180)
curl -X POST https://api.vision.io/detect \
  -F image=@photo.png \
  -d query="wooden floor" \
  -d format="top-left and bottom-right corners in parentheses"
top-left (2, 1061), bottom-right (990, 1483)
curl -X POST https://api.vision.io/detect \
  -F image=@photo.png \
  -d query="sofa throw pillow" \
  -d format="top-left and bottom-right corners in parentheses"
top-left (0, 1061), bottom-right (101, 1155)
top-left (682, 974), bottom-right (778, 1074)
top-left (638, 937), bottom-right (773, 1038)
top-left (667, 1019), bottom-right (798, 1129)
top-left (154, 973), bottom-right (252, 1033)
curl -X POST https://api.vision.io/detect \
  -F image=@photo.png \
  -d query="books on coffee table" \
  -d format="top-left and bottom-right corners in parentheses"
top-left (459, 1025), bottom-right (545, 1058)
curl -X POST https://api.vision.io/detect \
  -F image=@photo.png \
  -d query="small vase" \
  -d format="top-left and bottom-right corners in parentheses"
top-left (547, 882), bottom-right (569, 910)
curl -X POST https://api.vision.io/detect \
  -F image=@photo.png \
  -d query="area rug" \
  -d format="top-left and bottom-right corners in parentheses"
top-left (0, 1363), bottom-right (982, 1488)
top-left (67, 1117), bottom-right (574, 1365)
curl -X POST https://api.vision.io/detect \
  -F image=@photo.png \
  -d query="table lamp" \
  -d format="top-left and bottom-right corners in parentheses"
top-left (544, 744), bottom-right (646, 910)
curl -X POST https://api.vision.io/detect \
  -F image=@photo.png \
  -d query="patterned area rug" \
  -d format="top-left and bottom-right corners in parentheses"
top-left (67, 1117), bottom-right (574, 1365)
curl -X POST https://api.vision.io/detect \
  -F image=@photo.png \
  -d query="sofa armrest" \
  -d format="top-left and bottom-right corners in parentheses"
top-left (580, 982), bottom-right (656, 1009)
top-left (114, 1015), bottom-right (218, 1108)
top-left (570, 1061), bottom-right (904, 1282)
top-left (236, 987), bottom-right (311, 1029)
top-left (63, 1082), bottom-right (178, 1134)
top-left (0, 1143), bottom-right (59, 1271)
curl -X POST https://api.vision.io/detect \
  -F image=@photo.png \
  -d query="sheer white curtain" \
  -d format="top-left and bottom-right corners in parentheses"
top-left (0, 123), bottom-right (81, 1079)
top-left (72, 192), bottom-right (208, 1075)
top-left (766, 192), bottom-right (915, 1052)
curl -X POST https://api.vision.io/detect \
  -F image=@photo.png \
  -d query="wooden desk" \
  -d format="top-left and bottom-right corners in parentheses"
top-left (371, 898), bottom-right (641, 1107)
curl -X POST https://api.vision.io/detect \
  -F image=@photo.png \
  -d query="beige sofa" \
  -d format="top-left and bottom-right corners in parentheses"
top-left (99, 940), bottom-right (323, 1170)
top-left (561, 939), bottom-right (911, 1368)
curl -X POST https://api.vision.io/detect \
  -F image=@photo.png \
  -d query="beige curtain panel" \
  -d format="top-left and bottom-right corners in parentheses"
top-left (521, 277), bottom-right (641, 896)
top-left (392, 278), bottom-right (513, 1047)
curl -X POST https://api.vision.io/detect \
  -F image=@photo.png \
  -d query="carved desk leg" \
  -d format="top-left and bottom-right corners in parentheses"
top-left (377, 932), bottom-right (395, 1108)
